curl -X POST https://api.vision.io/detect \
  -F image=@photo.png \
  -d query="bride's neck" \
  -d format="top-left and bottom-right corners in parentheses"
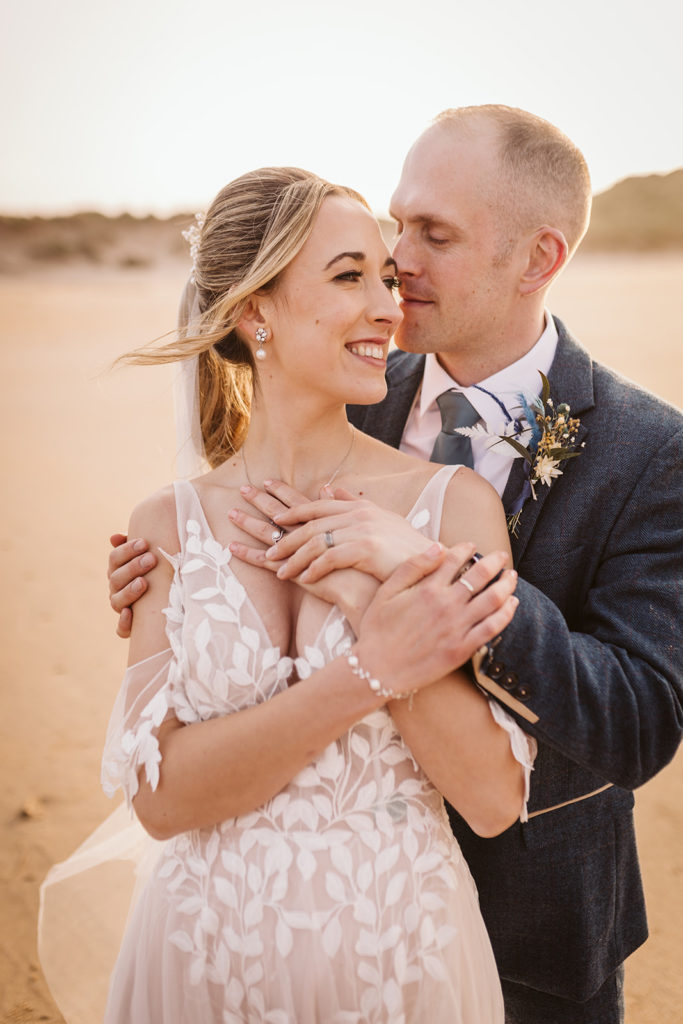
top-left (241, 400), bottom-right (356, 497)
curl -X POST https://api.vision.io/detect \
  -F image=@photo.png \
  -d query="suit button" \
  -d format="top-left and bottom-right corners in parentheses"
top-left (501, 672), bottom-right (518, 691)
top-left (488, 661), bottom-right (504, 680)
top-left (514, 683), bottom-right (531, 701)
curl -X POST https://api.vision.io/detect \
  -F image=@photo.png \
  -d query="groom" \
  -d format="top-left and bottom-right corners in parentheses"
top-left (346, 106), bottom-right (681, 1022)
top-left (109, 107), bottom-right (683, 1022)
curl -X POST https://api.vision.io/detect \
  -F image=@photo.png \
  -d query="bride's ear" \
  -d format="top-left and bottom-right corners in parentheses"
top-left (237, 297), bottom-right (268, 336)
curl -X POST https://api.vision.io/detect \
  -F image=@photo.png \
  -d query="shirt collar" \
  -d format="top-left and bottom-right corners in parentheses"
top-left (419, 311), bottom-right (559, 428)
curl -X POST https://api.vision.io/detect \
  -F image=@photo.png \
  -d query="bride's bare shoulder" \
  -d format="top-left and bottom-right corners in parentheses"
top-left (127, 484), bottom-right (179, 553)
top-left (441, 466), bottom-right (510, 556)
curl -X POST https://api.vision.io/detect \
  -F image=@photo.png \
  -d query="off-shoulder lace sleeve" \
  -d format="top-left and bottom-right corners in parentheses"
top-left (101, 648), bottom-right (177, 807)
top-left (487, 700), bottom-right (537, 822)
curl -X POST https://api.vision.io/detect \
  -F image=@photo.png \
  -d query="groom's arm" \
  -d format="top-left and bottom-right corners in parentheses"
top-left (473, 427), bottom-right (683, 790)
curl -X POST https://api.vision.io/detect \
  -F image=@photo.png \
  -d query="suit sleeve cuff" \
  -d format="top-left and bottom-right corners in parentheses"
top-left (471, 643), bottom-right (540, 725)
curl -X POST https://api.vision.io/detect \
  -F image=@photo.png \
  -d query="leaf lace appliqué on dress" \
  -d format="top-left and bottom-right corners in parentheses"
top-left (98, 473), bottom-right (522, 1022)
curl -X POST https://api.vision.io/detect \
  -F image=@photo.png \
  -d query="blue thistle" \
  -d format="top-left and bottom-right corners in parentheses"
top-left (518, 393), bottom-right (543, 453)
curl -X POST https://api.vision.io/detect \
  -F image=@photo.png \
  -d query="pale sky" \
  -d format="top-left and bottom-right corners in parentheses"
top-left (3, 0), bottom-right (682, 217)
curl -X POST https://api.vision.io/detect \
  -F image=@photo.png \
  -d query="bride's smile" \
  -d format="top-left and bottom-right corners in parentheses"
top-left (246, 194), bottom-right (402, 412)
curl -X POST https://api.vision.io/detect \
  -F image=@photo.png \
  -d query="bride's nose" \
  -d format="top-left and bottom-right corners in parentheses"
top-left (368, 280), bottom-right (403, 330)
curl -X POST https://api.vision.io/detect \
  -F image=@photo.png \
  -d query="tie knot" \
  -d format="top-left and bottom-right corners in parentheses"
top-left (436, 390), bottom-right (480, 433)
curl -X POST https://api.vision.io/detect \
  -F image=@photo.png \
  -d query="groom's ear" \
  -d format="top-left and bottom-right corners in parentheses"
top-left (518, 227), bottom-right (568, 296)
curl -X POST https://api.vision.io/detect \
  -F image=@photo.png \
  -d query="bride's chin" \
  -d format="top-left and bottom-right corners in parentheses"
top-left (343, 379), bottom-right (388, 407)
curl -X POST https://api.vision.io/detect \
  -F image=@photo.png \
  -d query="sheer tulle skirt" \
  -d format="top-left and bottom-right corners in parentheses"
top-left (40, 806), bottom-right (504, 1024)
top-left (103, 817), bottom-right (503, 1024)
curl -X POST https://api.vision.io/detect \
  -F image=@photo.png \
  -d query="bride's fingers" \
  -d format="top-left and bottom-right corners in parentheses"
top-left (238, 484), bottom-right (295, 524)
top-left (228, 540), bottom-right (282, 573)
top-left (261, 479), bottom-right (311, 508)
top-left (266, 512), bottom-right (356, 563)
top-left (296, 545), bottom-right (359, 583)
top-left (272, 499), bottom-right (350, 526)
top-left (279, 534), bottom-right (364, 582)
top-left (228, 507), bottom-right (287, 549)
top-left (276, 530), bottom-right (353, 580)
top-left (292, 527), bottom-right (431, 584)
top-left (329, 486), bottom-right (356, 501)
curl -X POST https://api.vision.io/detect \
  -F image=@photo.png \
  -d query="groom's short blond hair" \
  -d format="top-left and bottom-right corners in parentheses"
top-left (434, 105), bottom-right (592, 256)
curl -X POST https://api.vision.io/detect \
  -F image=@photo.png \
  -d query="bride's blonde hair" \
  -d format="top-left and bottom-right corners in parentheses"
top-left (123, 168), bottom-right (368, 467)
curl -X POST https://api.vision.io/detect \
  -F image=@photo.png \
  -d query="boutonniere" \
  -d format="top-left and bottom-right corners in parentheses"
top-left (500, 373), bottom-right (583, 535)
top-left (454, 372), bottom-right (584, 536)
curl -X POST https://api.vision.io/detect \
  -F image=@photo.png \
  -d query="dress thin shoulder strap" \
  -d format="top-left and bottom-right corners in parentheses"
top-left (171, 479), bottom-right (202, 557)
top-left (408, 465), bottom-right (462, 542)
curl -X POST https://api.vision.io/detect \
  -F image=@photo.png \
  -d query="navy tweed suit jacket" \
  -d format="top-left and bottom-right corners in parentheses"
top-left (347, 318), bottom-right (683, 1001)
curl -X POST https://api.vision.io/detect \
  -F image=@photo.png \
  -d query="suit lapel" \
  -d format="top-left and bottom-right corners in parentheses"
top-left (358, 351), bottom-right (425, 449)
top-left (360, 325), bottom-right (595, 564)
top-left (501, 458), bottom-right (532, 562)
top-left (505, 318), bottom-right (595, 564)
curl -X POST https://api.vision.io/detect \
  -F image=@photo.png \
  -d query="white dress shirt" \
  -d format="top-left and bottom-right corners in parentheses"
top-left (400, 313), bottom-right (558, 498)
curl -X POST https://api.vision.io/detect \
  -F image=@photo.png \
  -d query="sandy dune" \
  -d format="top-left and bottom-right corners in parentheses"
top-left (0, 254), bottom-right (681, 1023)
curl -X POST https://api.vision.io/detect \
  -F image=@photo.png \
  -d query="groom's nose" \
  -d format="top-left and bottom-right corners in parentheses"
top-left (392, 231), bottom-right (421, 279)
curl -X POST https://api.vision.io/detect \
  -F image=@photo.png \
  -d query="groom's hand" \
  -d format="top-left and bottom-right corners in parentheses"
top-left (108, 534), bottom-right (157, 638)
top-left (356, 544), bottom-right (518, 694)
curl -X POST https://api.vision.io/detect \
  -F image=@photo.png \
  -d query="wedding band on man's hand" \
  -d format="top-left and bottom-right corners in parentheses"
top-left (456, 576), bottom-right (475, 594)
top-left (271, 528), bottom-right (284, 543)
top-left (324, 531), bottom-right (335, 548)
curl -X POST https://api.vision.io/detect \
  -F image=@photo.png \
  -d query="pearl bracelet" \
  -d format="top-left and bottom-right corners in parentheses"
top-left (347, 652), bottom-right (417, 710)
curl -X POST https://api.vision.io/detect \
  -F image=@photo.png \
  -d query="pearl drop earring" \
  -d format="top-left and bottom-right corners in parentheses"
top-left (255, 327), bottom-right (268, 361)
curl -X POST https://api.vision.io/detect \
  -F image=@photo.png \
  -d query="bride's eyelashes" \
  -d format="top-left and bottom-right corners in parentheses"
top-left (333, 270), bottom-right (363, 283)
top-left (333, 270), bottom-right (401, 291)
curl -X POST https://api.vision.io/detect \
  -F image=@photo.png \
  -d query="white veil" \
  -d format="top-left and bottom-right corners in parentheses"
top-left (38, 276), bottom-right (206, 1023)
top-left (173, 276), bottom-right (209, 478)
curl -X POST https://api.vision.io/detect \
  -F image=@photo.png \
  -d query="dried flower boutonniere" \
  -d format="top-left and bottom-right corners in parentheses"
top-left (499, 372), bottom-right (583, 535)
top-left (453, 373), bottom-right (585, 535)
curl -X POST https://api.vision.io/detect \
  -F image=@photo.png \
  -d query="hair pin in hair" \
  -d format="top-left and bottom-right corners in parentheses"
top-left (181, 211), bottom-right (206, 282)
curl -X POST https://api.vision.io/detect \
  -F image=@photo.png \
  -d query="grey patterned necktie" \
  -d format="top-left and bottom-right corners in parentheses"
top-left (429, 390), bottom-right (480, 468)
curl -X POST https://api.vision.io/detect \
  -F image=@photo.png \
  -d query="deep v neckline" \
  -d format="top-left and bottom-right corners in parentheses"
top-left (174, 479), bottom-right (297, 653)
top-left (173, 465), bottom-right (458, 656)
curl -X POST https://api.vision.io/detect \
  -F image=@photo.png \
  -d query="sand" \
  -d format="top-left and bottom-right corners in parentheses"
top-left (0, 253), bottom-right (681, 1023)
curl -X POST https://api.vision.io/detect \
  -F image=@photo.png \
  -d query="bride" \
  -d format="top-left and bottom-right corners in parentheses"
top-left (52, 167), bottom-right (535, 1023)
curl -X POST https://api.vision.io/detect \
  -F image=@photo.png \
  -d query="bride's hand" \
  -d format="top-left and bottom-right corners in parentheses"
top-left (227, 483), bottom-right (380, 630)
top-left (227, 479), bottom-right (313, 573)
top-left (354, 543), bottom-right (518, 697)
top-left (230, 482), bottom-right (433, 584)
top-left (296, 568), bottom-right (380, 634)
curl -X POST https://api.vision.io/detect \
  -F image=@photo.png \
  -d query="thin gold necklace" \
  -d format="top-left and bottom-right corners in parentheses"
top-left (241, 427), bottom-right (356, 492)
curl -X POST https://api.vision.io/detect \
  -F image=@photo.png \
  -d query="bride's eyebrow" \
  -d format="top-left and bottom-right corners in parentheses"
top-left (323, 252), bottom-right (397, 273)
top-left (323, 251), bottom-right (365, 270)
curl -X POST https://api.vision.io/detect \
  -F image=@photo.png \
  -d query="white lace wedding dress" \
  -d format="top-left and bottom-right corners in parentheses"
top-left (42, 466), bottom-right (535, 1024)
